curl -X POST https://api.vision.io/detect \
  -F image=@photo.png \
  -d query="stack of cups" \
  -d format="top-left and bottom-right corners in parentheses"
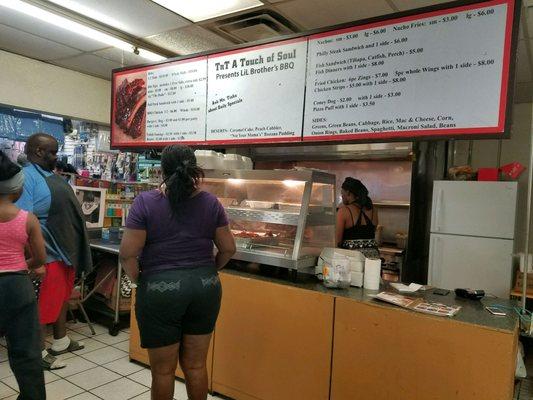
top-left (363, 258), bottom-right (381, 290)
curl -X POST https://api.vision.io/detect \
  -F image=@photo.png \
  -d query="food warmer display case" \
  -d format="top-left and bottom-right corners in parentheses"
top-left (201, 169), bottom-right (336, 274)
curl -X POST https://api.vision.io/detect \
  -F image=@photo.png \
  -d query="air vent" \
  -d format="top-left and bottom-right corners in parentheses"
top-left (205, 10), bottom-right (299, 43)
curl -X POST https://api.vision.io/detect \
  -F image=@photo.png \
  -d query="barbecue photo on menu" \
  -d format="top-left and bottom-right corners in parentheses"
top-left (113, 72), bottom-right (147, 143)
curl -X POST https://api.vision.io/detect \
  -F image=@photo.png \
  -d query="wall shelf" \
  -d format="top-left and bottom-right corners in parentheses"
top-left (374, 201), bottom-right (410, 208)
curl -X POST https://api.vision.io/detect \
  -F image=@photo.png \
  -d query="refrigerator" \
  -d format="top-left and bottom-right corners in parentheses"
top-left (428, 181), bottom-right (517, 298)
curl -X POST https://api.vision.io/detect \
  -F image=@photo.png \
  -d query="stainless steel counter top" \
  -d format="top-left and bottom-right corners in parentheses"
top-left (89, 239), bottom-right (120, 255)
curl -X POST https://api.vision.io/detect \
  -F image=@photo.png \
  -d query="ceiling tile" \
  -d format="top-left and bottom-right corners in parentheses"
top-left (48, 0), bottom-right (190, 37)
top-left (0, 24), bottom-right (82, 61)
top-left (92, 47), bottom-right (154, 67)
top-left (274, 0), bottom-right (394, 29)
top-left (51, 54), bottom-right (122, 79)
top-left (515, 40), bottom-right (532, 83)
top-left (390, 0), bottom-right (451, 11)
top-left (145, 25), bottom-right (233, 55)
top-left (0, 7), bottom-right (110, 51)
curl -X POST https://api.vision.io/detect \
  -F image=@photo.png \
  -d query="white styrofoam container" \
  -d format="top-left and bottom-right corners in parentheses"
top-left (241, 156), bottom-right (253, 170)
top-left (350, 271), bottom-right (364, 287)
top-left (317, 248), bottom-right (365, 278)
top-left (351, 261), bottom-right (365, 273)
top-left (213, 152), bottom-right (225, 169)
top-left (223, 154), bottom-right (245, 169)
top-left (195, 150), bottom-right (224, 170)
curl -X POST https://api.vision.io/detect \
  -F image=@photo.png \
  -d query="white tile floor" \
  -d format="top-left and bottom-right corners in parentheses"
top-left (0, 322), bottom-right (224, 400)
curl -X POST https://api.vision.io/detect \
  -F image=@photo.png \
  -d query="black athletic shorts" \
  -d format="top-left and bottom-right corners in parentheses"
top-left (135, 266), bottom-right (222, 349)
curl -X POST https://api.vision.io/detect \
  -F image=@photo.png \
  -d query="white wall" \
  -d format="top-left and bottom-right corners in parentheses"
top-left (0, 50), bottom-right (110, 125)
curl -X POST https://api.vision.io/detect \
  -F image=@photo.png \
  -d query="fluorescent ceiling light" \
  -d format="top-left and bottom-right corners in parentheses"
top-left (137, 48), bottom-right (166, 62)
top-left (0, 0), bottom-right (166, 62)
top-left (151, 0), bottom-right (263, 22)
top-left (45, 0), bottom-right (129, 32)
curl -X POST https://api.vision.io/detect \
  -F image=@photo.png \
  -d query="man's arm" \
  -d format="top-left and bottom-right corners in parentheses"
top-left (16, 170), bottom-right (34, 212)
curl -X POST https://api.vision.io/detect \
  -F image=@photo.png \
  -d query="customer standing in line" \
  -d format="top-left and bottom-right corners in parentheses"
top-left (16, 133), bottom-right (93, 370)
top-left (0, 151), bottom-right (47, 400)
top-left (120, 145), bottom-right (236, 400)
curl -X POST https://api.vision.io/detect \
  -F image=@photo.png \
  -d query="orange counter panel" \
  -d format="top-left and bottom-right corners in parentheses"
top-left (330, 297), bottom-right (518, 400)
top-left (212, 272), bottom-right (335, 400)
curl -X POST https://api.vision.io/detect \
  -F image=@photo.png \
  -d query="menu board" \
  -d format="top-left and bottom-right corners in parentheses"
top-left (110, 0), bottom-right (516, 148)
top-left (303, 0), bottom-right (514, 141)
top-left (205, 39), bottom-right (308, 144)
top-left (112, 57), bottom-right (207, 147)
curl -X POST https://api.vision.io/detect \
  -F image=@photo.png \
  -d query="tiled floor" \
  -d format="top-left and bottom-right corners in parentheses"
top-left (0, 322), bottom-right (223, 400)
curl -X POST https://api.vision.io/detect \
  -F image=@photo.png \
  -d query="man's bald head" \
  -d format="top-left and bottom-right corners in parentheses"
top-left (25, 133), bottom-right (59, 171)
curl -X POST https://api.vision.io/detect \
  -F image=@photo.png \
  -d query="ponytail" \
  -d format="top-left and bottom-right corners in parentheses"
top-left (0, 150), bottom-right (21, 181)
top-left (161, 145), bottom-right (204, 216)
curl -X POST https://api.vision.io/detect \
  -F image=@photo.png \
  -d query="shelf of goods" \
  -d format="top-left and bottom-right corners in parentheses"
top-left (201, 169), bottom-right (337, 272)
top-left (74, 177), bottom-right (157, 228)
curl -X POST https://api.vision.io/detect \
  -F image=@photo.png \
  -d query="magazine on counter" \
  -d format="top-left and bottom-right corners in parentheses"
top-left (412, 302), bottom-right (461, 317)
top-left (373, 292), bottom-right (416, 308)
top-left (374, 292), bottom-right (461, 317)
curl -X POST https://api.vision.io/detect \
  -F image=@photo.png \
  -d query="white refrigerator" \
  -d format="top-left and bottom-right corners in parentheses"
top-left (428, 181), bottom-right (517, 298)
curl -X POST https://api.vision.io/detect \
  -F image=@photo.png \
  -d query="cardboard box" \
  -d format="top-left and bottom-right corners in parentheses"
top-left (514, 272), bottom-right (533, 295)
top-left (106, 280), bottom-right (131, 312)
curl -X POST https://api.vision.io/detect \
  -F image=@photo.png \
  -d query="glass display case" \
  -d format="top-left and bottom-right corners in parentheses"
top-left (201, 169), bottom-right (336, 273)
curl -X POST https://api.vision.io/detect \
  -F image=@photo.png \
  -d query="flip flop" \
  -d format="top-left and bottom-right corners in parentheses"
top-left (48, 339), bottom-right (85, 356)
top-left (41, 354), bottom-right (66, 370)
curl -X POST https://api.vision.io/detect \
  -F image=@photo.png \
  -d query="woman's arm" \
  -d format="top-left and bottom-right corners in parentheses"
top-left (214, 225), bottom-right (236, 270)
top-left (26, 213), bottom-right (47, 270)
top-left (119, 228), bottom-right (147, 283)
top-left (335, 207), bottom-right (346, 247)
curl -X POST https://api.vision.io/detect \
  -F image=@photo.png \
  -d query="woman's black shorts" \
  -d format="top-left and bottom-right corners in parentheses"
top-left (135, 266), bottom-right (222, 349)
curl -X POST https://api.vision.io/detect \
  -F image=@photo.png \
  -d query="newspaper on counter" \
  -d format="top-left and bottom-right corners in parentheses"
top-left (374, 292), bottom-right (461, 317)
top-left (389, 282), bottom-right (434, 293)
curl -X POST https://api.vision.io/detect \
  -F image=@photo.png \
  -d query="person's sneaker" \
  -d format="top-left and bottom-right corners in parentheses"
top-left (41, 354), bottom-right (66, 370)
top-left (48, 339), bottom-right (85, 356)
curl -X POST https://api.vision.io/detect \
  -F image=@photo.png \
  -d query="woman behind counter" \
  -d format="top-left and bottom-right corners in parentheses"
top-left (336, 177), bottom-right (380, 258)
top-left (120, 145), bottom-right (236, 400)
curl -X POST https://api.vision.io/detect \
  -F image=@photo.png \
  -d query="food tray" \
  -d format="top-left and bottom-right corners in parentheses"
top-left (277, 203), bottom-right (301, 212)
top-left (219, 197), bottom-right (237, 207)
top-left (240, 200), bottom-right (276, 209)
top-left (251, 236), bottom-right (280, 246)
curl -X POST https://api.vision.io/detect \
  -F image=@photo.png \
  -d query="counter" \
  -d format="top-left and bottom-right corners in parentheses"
top-left (223, 268), bottom-right (518, 333)
top-left (128, 267), bottom-right (518, 400)
top-left (89, 239), bottom-right (120, 254)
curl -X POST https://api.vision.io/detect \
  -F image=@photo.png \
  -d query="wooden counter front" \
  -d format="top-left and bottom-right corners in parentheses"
top-left (129, 269), bottom-right (518, 400)
top-left (330, 297), bottom-right (518, 400)
top-left (212, 272), bottom-right (334, 400)
top-left (129, 289), bottom-right (214, 386)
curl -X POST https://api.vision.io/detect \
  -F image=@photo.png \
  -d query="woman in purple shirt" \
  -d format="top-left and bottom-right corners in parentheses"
top-left (120, 145), bottom-right (236, 400)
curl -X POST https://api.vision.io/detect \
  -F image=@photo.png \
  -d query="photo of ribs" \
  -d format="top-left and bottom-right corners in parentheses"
top-left (114, 77), bottom-right (147, 139)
